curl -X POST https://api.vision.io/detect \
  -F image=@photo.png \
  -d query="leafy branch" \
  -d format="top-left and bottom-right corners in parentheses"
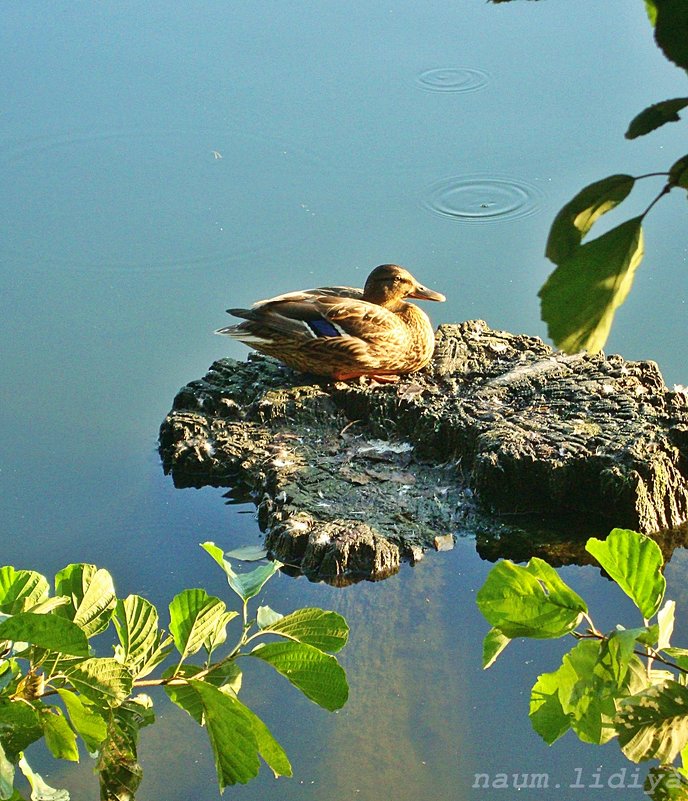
top-left (477, 527), bottom-right (688, 799)
top-left (0, 544), bottom-right (349, 800)
top-left (492, 0), bottom-right (688, 354)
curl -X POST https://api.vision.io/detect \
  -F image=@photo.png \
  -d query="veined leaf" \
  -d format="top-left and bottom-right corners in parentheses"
top-left (57, 689), bottom-right (107, 753)
top-left (586, 528), bottom-right (665, 619)
top-left (164, 662), bottom-right (242, 724)
top-left (40, 706), bottom-right (79, 762)
top-left (259, 608), bottom-right (349, 653)
top-left (168, 589), bottom-right (228, 661)
top-left (545, 174), bottom-right (635, 264)
top-left (482, 627), bottom-right (511, 669)
top-left (54, 565), bottom-right (116, 638)
top-left (626, 97), bottom-right (688, 139)
top-left (0, 568), bottom-right (50, 616)
top-left (249, 641), bottom-right (348, 711)
top-left (0, 613), bottom-right (88, 657)
top-left (113, 596), bottom-right (174, 679)
top-left (539, 216), bottom-right (644, 354)
top-left (201, 543), bottom-right (282, 603)
top-left (65, 658), bottom-right (133, 707)
top-left (476, 558), bottom-right (586, 639)
top-left (617, 680), bottom-right (688, 763)
top-left (187, 680), bottom-right (260, 788)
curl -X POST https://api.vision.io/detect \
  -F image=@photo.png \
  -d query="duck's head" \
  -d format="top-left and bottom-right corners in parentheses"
top-left (363, 264), bottom-right (446, 309)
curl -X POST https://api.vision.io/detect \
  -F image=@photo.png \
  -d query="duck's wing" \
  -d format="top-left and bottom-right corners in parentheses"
top-left (249, 285), bottom-right (364, 309)
top-left (224, 293), bottom-right (404, 343)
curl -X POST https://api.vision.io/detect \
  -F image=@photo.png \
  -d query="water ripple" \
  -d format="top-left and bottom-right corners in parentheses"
top-left (415, 67), bottom-right (490, 94)
top-left (422, 174), bottom-right (545, 224)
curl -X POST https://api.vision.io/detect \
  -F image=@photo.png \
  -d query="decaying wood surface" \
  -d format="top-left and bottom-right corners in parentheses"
top-left (159, 321), bottom-right (688, 583)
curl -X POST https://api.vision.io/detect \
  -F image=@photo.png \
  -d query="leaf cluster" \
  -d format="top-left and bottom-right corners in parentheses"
top-left (0, 547), bottom-right (349, 799)
top-left (477, 527), bottom-right (688, 798)
top-left (529, 1), bottom-right (688, 353)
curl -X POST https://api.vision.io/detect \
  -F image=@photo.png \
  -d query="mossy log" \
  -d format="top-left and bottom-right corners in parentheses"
top-left (159, 321), bottom-right (688, 582)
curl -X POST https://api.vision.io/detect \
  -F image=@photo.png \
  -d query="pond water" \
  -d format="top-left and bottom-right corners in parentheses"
top-left (2, 1), bottom-right (687, 799)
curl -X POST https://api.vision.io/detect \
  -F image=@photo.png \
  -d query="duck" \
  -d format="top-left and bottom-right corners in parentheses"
top-left (215, 264), bottom-right (446, 381)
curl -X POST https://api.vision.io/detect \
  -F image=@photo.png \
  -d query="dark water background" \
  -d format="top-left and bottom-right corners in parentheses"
top-left (2, 2), bottom-right (687, 799)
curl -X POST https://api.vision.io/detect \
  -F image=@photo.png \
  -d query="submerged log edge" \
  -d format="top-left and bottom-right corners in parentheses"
top-left (158, 321), bottom-right (688, 583)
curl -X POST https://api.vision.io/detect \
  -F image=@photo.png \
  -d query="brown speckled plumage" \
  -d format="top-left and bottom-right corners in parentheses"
top-left (216, 264), bottom-right (445, 380)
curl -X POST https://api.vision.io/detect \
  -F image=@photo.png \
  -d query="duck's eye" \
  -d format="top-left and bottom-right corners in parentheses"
top-left (393, 276), bottom-right (401, 283)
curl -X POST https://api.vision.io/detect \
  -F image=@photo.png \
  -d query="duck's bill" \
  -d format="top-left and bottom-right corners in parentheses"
top-left (409, 284), bottom-right (446, 302)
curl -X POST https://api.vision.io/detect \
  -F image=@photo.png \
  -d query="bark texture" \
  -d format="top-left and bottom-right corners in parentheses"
top-left (159, 321), bottom-right (688, 582)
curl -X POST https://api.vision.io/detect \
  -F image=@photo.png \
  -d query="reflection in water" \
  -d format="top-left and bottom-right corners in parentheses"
top-left (422, 174), bottom-right (545, 224)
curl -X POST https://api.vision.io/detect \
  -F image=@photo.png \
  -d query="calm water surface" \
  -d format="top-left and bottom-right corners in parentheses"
top-left (2, 2), bottom-right (687, 799)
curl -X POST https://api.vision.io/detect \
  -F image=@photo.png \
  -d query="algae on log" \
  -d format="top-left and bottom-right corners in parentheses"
top-left (159, 320), bottom-right (688, 582)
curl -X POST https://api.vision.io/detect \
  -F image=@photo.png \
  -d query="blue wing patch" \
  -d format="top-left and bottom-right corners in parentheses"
top-left (307, 318), bottom-right (342, 337)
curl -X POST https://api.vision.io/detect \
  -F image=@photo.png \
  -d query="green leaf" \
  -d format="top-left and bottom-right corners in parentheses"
top-left (203, 610), bottom-right (238, 655)
top-left (187, 680), bottom-right (261, 788)
top-left (65, 658), bottom-right (133, 707)
top-left (0, 614), bottom-right (88, 658)
top-left (235, 700), bottom-right (292, 779)
top-left (539, 216), bottom-right (644, 354)
top-left (0, 702), bottom-right (43, 761)
top-left (17, 755), bottom-right (69, 801)
top-left (475, 557), bottom-right (587, 639)
top-left (617, 680), bottom-right (688, 763)
top-left (168, 589), bottom-right (228, 661)
top-left (482, 627), bottom-right (511, 669)
top-left (530, 665), bottom-right (573, 745)
top-left (585, 528), bottom-right (666, 619)
top-left (545, 174), bottom-right (635, 264)
top-left (249, 641), bottom-right (348, 711)
top-left (669, 154), bottom-right (688, 189)
top-left (40, 707), bottom-right (78, 762)
top-left (54, 565), bottom-right (116, 638)
top-left (0, 569), bottom-right (49, 616)
top-left (96, 697), bottom-right (152, 801)
top-left (626, 98), bottom-right (688, 139)
top-left (113, 596), bottom-right (173, 680)
top-left (164, 662), bottom-right (242, 724)
top-left (663, 647), bottom-right (688, 671)
top-left (653, 0), bottom-right (688, 72)
top-left (259, 608), bottom-right (349, 653)
top-left (201, 543), bottom-right (282, 603)
top-left (644, 766), bottom-right (688, 800)
top-left (56, 690), bottom-right (107, 753)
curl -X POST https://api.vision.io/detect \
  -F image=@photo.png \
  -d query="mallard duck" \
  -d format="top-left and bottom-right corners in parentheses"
top-left (215, 264), bottom-right (446, 381)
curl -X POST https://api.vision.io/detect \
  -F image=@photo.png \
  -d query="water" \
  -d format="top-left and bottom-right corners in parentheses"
top-left (1, 1), bottom-right (687, 799)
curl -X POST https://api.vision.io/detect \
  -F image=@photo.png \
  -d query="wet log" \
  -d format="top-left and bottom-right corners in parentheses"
top-left (159, 320), bottom-right (688, 582)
